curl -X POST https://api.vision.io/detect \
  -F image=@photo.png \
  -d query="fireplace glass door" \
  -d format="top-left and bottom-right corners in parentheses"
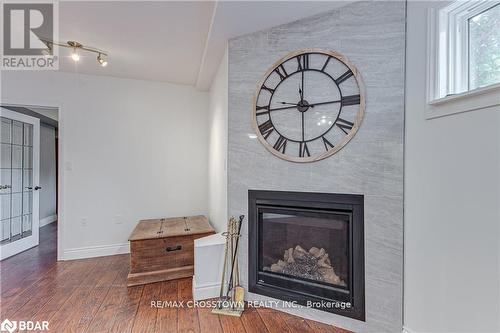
top-left (249, 190), bottom-right (365, 320)
top-left (259, 208), bottom-right (350, 291)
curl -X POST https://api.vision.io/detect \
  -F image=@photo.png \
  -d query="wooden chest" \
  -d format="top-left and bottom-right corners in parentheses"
top-left (127, 215), bottom-right (214, 286)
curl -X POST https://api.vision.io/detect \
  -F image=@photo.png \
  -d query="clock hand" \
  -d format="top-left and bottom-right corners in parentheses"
top-left (267, 100), bottom-right (341, 112)
top-left (301, 71), bottom-right (305, 101)
top-left (268, 105), bottom-right (300, 112)
top-left (308, 100), bottom-right (341, 107)
top-left (301, 111), bottom-right (305, 141)
top-left (279, 101), bottom-right (300, 106)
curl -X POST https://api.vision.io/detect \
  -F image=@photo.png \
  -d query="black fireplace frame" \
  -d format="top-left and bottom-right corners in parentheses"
top-left (248, 190), bottom-right (365, 321)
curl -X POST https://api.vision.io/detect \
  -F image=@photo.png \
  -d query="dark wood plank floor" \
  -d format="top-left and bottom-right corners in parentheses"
top-left (0, 224), bottom-right (351, 333)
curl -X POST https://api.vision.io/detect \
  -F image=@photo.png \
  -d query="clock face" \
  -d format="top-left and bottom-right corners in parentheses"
top-left (252, 49), bottom-right (365, 163)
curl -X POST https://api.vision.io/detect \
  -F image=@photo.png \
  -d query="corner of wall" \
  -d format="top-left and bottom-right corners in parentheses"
top-left (207, 46), bottom-right (229, 233)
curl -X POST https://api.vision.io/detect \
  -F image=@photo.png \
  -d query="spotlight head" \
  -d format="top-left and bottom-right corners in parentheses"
top-left (71, 50), bottom-right (80, 62)
top-left (67, 41), bottom-right (82, 62)
top-left (97, 53), bottom-right (108, 67)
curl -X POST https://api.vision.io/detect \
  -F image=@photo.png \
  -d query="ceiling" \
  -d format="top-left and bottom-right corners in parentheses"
top-left (57, 1), bottom-right (352, 90)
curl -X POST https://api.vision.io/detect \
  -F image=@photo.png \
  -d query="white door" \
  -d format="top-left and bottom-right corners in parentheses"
top-left (0, 108), bottom-right (40, 260)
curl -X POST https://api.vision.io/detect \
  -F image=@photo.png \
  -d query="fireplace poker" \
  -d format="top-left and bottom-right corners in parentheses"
top-left (226, 215), bottom-right (244, 299)
top-left (217, 217), bottom-right (233, 307)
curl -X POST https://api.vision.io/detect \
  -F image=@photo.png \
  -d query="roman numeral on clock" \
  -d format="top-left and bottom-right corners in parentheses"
top-left (261, 85), bottom-right (275, 94)
top-left (256, 105), bottom-right (269, 116)
top-left (299, 142), bottom-right (310, 157)
top-left (321, 56), bottom-right (331, 72)
top-left (322, 136), bottom-right (335, 151)
top-left (341, 94), bottom-right (360, 106)
top-left (335, 70), bottom-right (353, 84)
top-left (273, 135), bottom-right (287, 153)
top-left (336, 117), bottom-right (354, 134)
top-left (297, 54), bottom-right (309, 71)
top-left (258, 120), bottom-right (274, 139)
top-left (274, 65), bottom-right (288, 80)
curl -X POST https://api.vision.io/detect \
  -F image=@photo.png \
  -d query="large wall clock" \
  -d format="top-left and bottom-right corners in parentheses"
top-left (252, 49), bottom-right (365, 163)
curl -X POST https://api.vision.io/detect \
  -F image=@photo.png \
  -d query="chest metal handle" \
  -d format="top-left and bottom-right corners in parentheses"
top-left (166, 245), bottom-right (182, 252)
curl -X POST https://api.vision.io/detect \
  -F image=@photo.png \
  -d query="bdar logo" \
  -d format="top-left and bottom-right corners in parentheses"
top-left (0, 319), bottom-right (17, 333)
top-left (0, 319), bottom-right (49, 332)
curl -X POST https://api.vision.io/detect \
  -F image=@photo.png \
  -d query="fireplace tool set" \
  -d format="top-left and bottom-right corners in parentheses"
top-left (212, 215), bottom-right (245, 317)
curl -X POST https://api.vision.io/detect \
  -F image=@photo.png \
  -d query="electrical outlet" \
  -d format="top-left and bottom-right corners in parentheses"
top-left (80, 217), bottom-right (88, 227)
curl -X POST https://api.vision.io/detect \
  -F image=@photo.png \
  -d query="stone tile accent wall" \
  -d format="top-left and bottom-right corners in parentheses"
top-left (228, 2), bottom-right (405, 332)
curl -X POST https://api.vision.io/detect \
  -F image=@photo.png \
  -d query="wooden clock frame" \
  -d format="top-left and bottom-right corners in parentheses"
top-left (251, 48), bottom-right (366, 163)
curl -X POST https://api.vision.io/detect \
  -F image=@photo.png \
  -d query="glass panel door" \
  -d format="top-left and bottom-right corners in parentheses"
top-left (0, 108), bottom-right (39, 260)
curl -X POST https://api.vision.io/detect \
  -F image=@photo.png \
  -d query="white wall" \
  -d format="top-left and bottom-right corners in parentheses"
top-left (1, 71), bottom-right (209, 260)
top-left (405, 2), bottom-right (500, 332)
top-left (207, 48), bottom-right (228, 233)
top-left (39, 125), bottom-right (57, 226)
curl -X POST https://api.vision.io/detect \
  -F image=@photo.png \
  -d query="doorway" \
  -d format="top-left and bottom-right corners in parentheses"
top-left (0, 105), bottom-right (59, 260)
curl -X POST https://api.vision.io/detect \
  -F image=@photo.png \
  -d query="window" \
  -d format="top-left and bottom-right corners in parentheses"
top-left (468, 3), bottom-right (500, 90)
top-left (428, 1), bottom-right (500, 103)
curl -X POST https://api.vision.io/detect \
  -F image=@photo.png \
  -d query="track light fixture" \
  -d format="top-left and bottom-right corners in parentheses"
top-left (68, 41), bottom-right (81, 62)
top-left (40, 39), bottom-right (109, 67)
top-left (97, 53), bottom-right (108, 67)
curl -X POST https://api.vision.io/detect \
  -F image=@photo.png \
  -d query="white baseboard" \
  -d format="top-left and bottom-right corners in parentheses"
top-left (192, 277), bottom-right (225, 301)
top-left (40, 214), bottom-right (57, 227)
top-left (63, 242), bottom-right (130, 260)
top-left (403, 325), bottom-right (416, 333)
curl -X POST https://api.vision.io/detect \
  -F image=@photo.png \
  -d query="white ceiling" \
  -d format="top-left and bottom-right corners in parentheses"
top-left (57, 1), bottom-right (352, 90)
top-left (59, 1), bottom-right (215, 85)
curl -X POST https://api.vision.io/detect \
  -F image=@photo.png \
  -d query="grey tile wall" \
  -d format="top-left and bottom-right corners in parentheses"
top-left (227, 2), bottom-right (405, 332)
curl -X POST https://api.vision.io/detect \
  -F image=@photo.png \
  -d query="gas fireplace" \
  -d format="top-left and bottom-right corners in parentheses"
top-left (248, 190), bottom-right (365, 320)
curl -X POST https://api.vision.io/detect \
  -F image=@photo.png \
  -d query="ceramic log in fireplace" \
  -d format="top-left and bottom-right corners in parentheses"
top-left (248, 190), bottom-right (365, 321)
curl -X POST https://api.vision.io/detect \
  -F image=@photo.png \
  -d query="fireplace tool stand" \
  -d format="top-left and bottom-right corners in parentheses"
top-left (212, 215), bottom-right (245, 317)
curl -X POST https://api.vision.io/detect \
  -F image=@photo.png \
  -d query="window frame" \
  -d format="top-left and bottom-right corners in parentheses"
top-left (427, 0), bottom-right (500, 117)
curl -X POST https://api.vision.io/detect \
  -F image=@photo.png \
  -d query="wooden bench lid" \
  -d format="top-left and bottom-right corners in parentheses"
top-left (129, 215), bottom-right (214, 241)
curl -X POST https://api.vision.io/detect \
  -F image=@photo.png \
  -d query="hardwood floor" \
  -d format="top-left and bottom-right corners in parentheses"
top-left (0, 224), bottom-right (351, 333)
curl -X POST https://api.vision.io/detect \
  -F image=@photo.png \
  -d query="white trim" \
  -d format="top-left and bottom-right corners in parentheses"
top-left (427, 1), bottom-right (500, 117)
top-left (63, 242), bottom-right (129, 260)
top-left (426, 83), bottom-right (500, 119)
top-left (428, 1), bottom-right (500, 103)
top-left (0, 236), bottom-right (38, 260)
top-left (195, 1), bottom-right (218, 90)
top-left (56, 105), bottom-right (63, 261)
top-left (402, 325), bottom-right (417, 333)
top-left (429, 82), bottom-right (500, 106)
top-left (192, 278), bottom-right (225, 301)
top-left (39, 214), bottom-right (57, 227)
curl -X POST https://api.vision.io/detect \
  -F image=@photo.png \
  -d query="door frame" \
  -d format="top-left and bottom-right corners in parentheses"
top-left (1, 102), bottom-right (64, 261)
top-left (0, 108), bottom-right (40, 260)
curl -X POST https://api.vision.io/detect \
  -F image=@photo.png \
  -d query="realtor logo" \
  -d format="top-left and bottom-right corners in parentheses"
top-left (3, 3), bottom-right (53, 55)
top-left (0, 319), bottom-right (16, 333)
top-left (1, 1), bottom-right (58, 69)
